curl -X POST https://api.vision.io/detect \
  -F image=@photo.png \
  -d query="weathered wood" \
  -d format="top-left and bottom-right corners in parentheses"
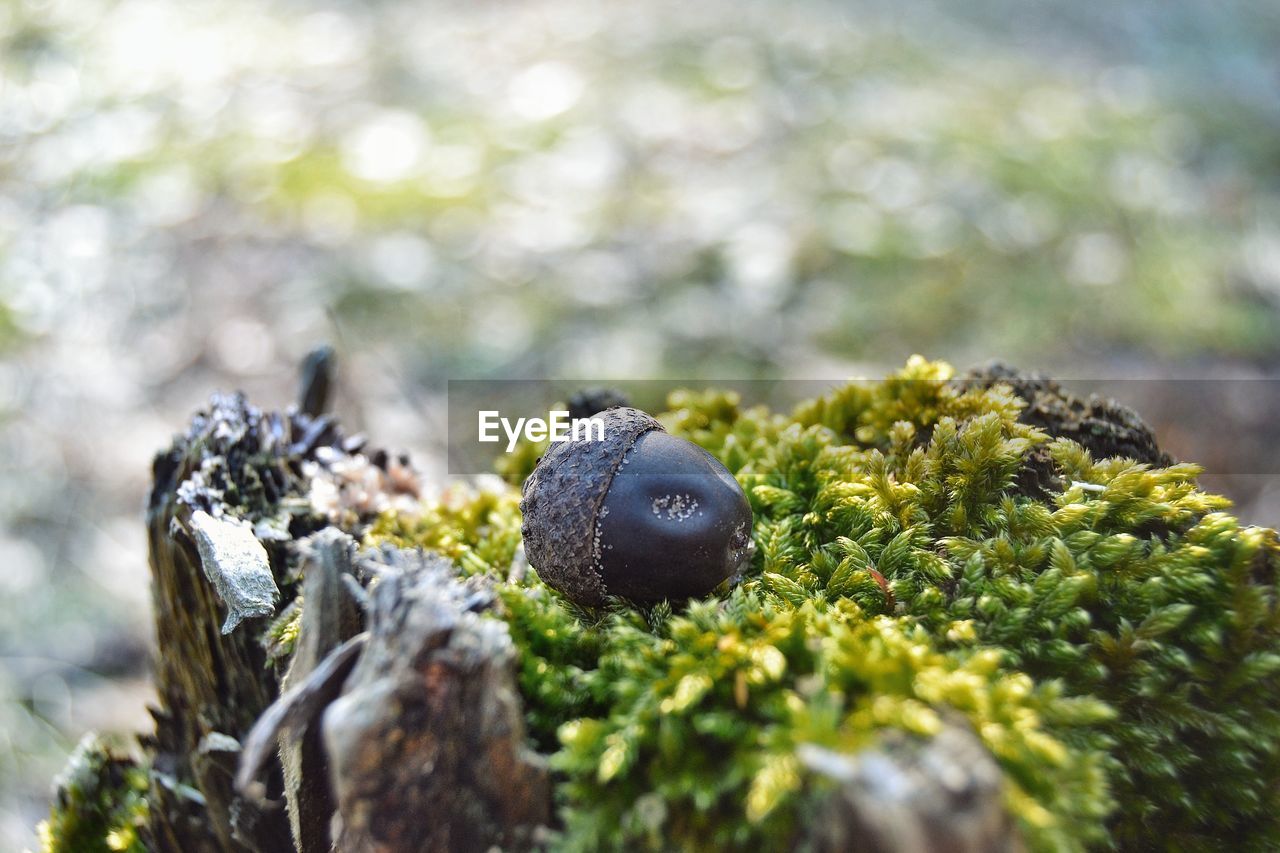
top-left (800, 720), bottom-right (1024, 853)
top-left (297, 346), bottom-right (336, 420)
top-left (277, 529), bottom-right (364, 853)
top-left (235, 545), bottom-right (553, 853)
top-left (321, 547), bottom-right (551, 852)
top-left (236, 633), bottom-right (367, 800)
top-left (143, 393), bottom-right (293, 852)
top-left (140, 347), bottom-right (356, 852)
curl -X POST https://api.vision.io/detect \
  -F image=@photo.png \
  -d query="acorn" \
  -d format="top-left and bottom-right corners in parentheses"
top-left (520, 407), bottom-right (754, 606)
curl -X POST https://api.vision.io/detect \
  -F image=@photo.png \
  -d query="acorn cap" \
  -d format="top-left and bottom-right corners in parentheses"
top-left (519, 407), bottom-right (663, 606)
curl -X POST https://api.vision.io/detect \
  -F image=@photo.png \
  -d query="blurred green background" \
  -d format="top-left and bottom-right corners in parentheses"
top-left (3, 0), bottom-right (1280, 846)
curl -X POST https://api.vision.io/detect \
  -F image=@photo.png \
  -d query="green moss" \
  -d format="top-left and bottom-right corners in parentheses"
top-left (368, 357), bottom-right (1280, 850)
top-left (366, 482), bottom-right (525, 577)
top-left (265, 598), bottom-right (303, 662)
top-left (37, 734), bottom-right (148, 853)
top-left (553, 595), bottom-right (1109, 852)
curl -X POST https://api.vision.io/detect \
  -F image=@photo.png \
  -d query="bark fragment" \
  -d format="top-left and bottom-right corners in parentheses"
top-left (963, 363), bottom-right (1172, 499)
top-left (278, 529), bottom-right (365, 852)
top-left (189, 510), bottom-right (279, 634)
top-left (322, 548), bottom-right (551, 852)
top-left (800, 721), bottom-right (1023, 853)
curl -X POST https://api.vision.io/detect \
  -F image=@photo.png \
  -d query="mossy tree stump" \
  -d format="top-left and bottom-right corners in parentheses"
top-left (42, 356), bottom-right (1280, 852)
top-left (134, 354), bottom-right (553, 852)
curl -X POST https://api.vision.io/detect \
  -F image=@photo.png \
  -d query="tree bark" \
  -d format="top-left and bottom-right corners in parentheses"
top-left (143, 393), bottom-right (295, 853)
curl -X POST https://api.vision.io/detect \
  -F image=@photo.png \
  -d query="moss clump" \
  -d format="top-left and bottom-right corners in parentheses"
top-left (37, 734), bottom-right (148, 853)
top-left (553, 594), bottom-right (1109, 851)
top-left (367, 480), bottom-right (525, 577)
top-left (367, 357), bottom-right (1280, 851)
